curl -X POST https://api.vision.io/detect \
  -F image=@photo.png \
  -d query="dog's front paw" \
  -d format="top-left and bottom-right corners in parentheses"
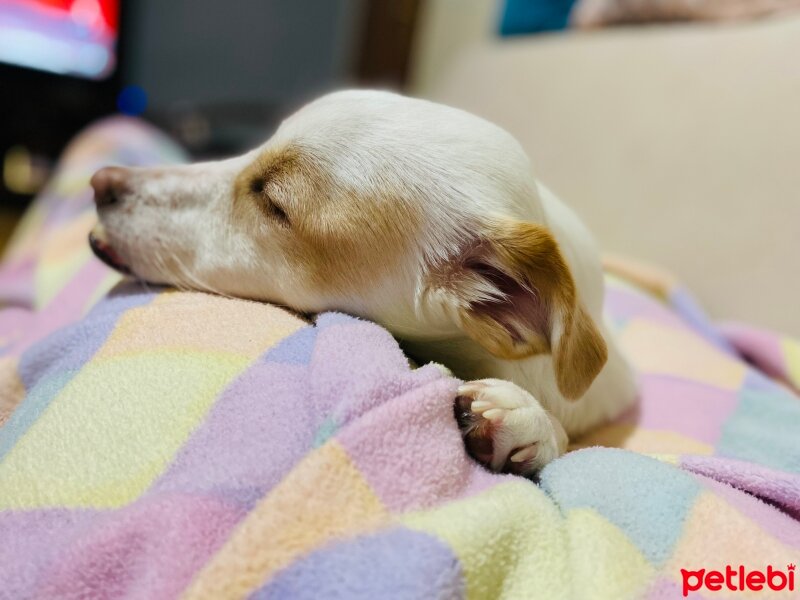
top-left (455, 378), bottom-right (567, 476)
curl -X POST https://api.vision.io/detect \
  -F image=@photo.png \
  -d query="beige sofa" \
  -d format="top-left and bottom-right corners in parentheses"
top-left (411, 1), bottom-right (800, 336)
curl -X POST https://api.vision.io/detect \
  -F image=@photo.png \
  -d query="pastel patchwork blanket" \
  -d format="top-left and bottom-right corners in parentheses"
top-left (1, 119), bottom-right (799, 599)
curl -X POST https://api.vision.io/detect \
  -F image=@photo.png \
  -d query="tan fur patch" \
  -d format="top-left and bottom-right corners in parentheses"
top-left (553, 303), bottom-right (608, 400)
top-left (489, 219), bottom-right (607, 399)
top-left (432, 218), bottom-right (607, 400)
top-left (459, 311), bottom-right (551, 360)
top-left (231, 145), bottom-right (422, 298)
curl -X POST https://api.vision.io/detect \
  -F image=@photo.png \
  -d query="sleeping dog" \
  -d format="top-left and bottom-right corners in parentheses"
top-left (88, 90), bottom-right (637, 475)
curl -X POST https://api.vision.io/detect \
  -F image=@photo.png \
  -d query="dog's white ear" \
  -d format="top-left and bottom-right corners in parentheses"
top-left (428, 219), bottom-right (607, 400)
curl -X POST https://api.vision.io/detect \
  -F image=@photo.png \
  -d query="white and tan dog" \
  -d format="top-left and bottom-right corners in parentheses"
top-left (89, 90), bottom-right (637, 475)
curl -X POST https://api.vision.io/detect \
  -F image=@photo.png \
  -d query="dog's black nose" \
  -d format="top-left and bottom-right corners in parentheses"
top-left (90, 166), bottom-right (130, 207)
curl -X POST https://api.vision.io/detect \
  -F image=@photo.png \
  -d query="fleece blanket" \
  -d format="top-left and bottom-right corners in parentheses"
top-left (1, 118), bottom-right (800, 600)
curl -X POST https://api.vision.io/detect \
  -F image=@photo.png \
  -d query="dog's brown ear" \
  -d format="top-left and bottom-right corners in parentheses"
top-left (429, 219), bottom-right (607, 400)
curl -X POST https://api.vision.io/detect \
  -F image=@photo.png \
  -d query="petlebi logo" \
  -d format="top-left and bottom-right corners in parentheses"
top-left (681, 564), bottom-right (795, 596)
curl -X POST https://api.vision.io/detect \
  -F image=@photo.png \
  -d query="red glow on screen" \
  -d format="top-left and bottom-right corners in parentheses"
top-left (16, 0), bottom-right (118, 32)
top-left (0, 0), bottom-right (119, 78)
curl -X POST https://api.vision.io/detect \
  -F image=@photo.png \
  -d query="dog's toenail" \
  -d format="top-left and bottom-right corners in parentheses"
top-left (482, 408), bottom-right (505, 421)
top-left (470, 400), bottom-right (491, 412)
top-left (510, 445), bottom-right (538, 463)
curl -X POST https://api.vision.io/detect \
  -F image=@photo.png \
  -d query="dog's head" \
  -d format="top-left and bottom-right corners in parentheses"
top-left (90, 90), bottom-right (606, 399)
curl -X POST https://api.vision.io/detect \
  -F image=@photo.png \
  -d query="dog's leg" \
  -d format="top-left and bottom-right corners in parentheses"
top-left (455, 378), bottom-right (568, 476)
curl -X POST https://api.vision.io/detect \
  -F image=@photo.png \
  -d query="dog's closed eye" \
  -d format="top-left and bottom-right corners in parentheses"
top-left (249, 178), bottom-right (290, 226)
top-left (266, 200), bottom-right (290, 226)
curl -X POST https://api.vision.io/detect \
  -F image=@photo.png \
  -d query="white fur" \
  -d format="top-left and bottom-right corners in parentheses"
top-left (92, 90), bottom-right (637, 474)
